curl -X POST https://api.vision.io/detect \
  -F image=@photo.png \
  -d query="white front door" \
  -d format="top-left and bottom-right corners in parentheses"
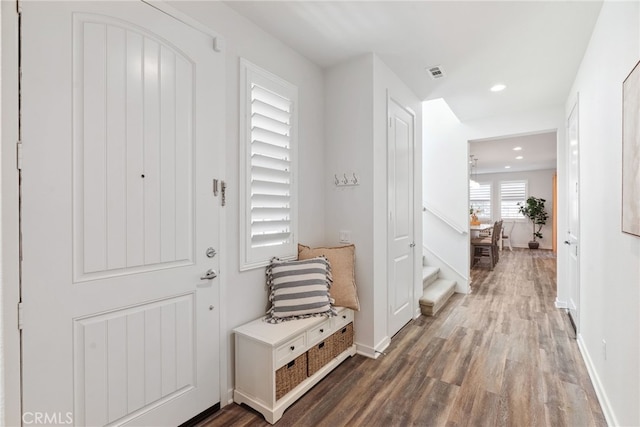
top-left (21, 2), bottom-right (223, 425)
top-left (566, 99), bottom-right (580, 331)
top-left (387, 97), bottom-right (415, 337)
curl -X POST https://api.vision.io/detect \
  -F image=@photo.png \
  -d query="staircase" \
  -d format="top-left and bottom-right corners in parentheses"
top-left (419, 256), bottom-right (457, 316)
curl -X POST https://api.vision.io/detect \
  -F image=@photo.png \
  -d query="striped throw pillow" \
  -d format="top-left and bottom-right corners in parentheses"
top-left (265, 256), bottom-right (336, 323)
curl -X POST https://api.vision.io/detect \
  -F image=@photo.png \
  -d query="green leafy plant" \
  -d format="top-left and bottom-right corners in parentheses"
top-left (518, 196), bottom-right (549, 242)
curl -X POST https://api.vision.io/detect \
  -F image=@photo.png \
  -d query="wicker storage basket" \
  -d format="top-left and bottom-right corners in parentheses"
top-left (331, 322), bottom-right (354, 357)
top-left (307, 339), bottom-right (334, 376)
top-left (275, 353), bottom-right (307, 400)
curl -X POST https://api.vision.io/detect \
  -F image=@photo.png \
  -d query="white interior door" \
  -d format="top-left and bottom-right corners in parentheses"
top-left (566, 99), bottom-right (580, 332)
top-left (387, 97), bottom-right (415, 338)
top-left (21, 2), bottom-right (223, 425)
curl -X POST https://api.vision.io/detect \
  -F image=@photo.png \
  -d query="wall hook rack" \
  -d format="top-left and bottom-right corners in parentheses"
top-left (334, 172), bottom-right (360, 187)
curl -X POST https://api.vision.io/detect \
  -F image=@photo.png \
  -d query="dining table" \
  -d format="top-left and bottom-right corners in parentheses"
top-left (469, 223), bottom-right (493, 239)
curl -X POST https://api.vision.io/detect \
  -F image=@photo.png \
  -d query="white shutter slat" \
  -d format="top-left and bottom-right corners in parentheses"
top-left (251, 180), bottom-right (289, 196)
top-left (251, 127), bottom-right (290, 148)
top-left (251, 112), bottom-right (290, 136)
top-left (251, 207), bottom-right (290, 220)
top-left (251, 166), bottom-right (290, 184)
top-left (251, 194), bottom-right (290, 208)
top-left (252, 141), bottom-right (289, 160)
top-left (252, 99), bottom-right (290, 123)
top-left (251, 84), bottom-right (291, 112)
top-left (251, 154), bottom-right (290, 172)
top-left (251, 220), bottom-right (290, 234)
top-left (251, 232), bottom-right (291, 248)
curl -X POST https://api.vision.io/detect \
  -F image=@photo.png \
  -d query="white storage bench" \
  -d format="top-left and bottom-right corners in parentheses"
top-left (233, 307), bottom-right (356, 423)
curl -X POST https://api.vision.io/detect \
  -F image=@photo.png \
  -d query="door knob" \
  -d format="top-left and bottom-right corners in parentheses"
top-left (200, 269), bottom-right (218, 280)
top-left (564, 241), bottom-right (571, 245)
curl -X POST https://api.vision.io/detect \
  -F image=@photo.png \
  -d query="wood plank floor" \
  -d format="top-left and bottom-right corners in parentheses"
top-left (200, 249), bottom-right (606, 427)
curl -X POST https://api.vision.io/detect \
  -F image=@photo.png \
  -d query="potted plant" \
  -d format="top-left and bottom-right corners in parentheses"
top-left (518, 196), bottom-right (549, 249)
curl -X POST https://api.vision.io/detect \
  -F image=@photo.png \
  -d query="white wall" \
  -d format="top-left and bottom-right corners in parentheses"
top-left (325, 53), bottom-right (422, 357)
top-left (168, 1), bottom-right (326, 403)
top-left (565, 1), bottom-right (640, 425)
top-left (422, 99), bottom-right (471, 290)
top-left (324, 54), bottom-right (376, 353)
top-left (474, 169), bottom-right (556, 250)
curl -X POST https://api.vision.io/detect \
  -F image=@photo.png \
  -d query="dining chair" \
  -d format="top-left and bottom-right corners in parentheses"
top-left (471, 220), bottom-right (502, 270)
top-left (501, 221), bottom-right (515, 251)
top-left (478, 223), bottom-right (491, 238)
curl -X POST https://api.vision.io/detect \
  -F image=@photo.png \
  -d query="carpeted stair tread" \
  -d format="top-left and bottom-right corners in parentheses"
top-left (419, 278), bottom-right (456, 316)
top-left (422, 266), bottom-right (440, 288)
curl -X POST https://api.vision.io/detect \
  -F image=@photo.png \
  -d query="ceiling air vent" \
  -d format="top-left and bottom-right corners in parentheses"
top-left (426, 65), bottom-right (445, 80)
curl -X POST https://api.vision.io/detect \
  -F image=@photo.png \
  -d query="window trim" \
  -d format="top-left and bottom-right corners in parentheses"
top-left (239, 59), bottom-right (298, 271)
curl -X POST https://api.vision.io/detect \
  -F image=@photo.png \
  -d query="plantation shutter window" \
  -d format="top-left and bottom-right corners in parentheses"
top-left (470, 182), bottom-right (492, 220)
top-left (240, 59), bottom-right (298, 270)
top-left (500, 180), bottom-right (527, 219)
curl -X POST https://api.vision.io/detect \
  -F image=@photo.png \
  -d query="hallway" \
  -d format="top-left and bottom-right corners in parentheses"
top-left (203, 249), bottom-right (605, 426)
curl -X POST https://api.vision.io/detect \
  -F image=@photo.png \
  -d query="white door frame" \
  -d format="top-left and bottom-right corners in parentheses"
top-left (1, 1), bottom-right (23, 425)
top-left (566, 96), bottom-right (580, 333)
top-left (387, 93), bottom-right (417, 338)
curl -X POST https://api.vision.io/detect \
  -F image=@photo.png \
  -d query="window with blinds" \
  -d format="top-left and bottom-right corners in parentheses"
top-left (470, 182), bottom-right (492, 220)
top-left (240, 59), bottom-right (298, 270)
top-left (500, 180), bottom-right (527, 219)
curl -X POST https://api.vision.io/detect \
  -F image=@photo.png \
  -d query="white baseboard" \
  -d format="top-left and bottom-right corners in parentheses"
top-left (356, 336), bottom-right (390, 359)
top-left (554, 298), bottom-right (568, 309)
top-left (577, 334), bottom-right (618, 427)
top-left (225, 388), bottom-right (234, 406)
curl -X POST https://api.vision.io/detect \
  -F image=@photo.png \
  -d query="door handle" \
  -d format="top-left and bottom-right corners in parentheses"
top-left (200, 269), bottom-right (218, 280)
top-left (564, 240), bottom-right (571, 245)
top-left (409, 242), bottom-right (416, 248)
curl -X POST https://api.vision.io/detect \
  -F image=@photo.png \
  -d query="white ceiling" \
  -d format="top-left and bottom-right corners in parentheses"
top-left (470, 132), bottom-right (557, 175)
top-left (224, 0), bottom-right (602, 172)
top-left (224, 0), bottom-right (603, 122)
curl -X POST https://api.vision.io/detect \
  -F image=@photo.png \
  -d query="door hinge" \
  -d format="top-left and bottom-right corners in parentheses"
top-left (221, 180), bottom-right (226, 207)
top-left (18, 302), bottom-right (24, 330)
top-left (16, 140), bottom-right (23, 170)
top-left (213, 178), bottom-right (219, 196)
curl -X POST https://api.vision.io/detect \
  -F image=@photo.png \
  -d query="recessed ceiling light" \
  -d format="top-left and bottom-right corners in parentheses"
top-left (515, 156), bottom-right (523, 160)
top-left (513, 146), bottom-right (522, 151)
top-left (505, 165), bottom-right (511, 169)
top-left (490, 84), bottom-right (506, 92)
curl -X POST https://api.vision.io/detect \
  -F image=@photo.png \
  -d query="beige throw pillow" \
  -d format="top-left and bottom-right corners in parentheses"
top-left (298, 244), bottom-right (360, 311)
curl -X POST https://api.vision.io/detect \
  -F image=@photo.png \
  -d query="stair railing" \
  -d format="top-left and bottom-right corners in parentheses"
top-left (423, 204), bottom-right (467, 235)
